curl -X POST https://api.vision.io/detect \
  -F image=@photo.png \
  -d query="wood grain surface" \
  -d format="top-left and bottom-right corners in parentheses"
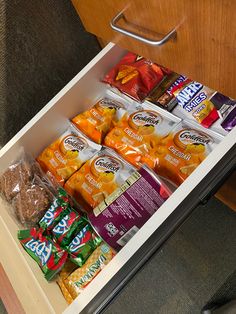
top-left (72, 0), bottom-right (236, 99)
top-left (0, 263), bottom-right (25, 314)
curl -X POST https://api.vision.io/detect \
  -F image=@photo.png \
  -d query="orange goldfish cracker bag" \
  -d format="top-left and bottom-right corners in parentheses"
top-left (104, 102), bottom-right (180, 168)
top-left (72, 95), bottom-right (127, 144)
top-left (153, 120), bottom-right (223, 186)
top-left (64, 147), bottom-right (135, 211)
top-left (37, 124), bottom-right (101, 185)
top-left (64, 243), bottom-right (114, 300)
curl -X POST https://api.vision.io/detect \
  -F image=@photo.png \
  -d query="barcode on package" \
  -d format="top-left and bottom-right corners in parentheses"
top-left (116, 226), bottom-right (139, 247)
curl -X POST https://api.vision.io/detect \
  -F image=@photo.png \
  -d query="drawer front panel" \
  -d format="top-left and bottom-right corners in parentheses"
top-left (73, 0), bottom-right (236, 99)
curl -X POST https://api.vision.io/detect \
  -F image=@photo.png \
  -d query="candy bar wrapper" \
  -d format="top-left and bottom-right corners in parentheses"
top-left (103, 52), bottom-right (165, 101)
top-left (210, 92), bottom-right (236, 132)
top-left (64, 147), bottom-right (136, 210)
top-left (72, 91), bottom-right (128, 144)
top-left (146, 72), bottom-right (180, 111)
top-left (39, 188), bottom-right (71, 231)
top-left (221, 106), bottom-right (236, 131)
top-left (37, 123), bottom-right (101, 185)
top-left (18, 228), bottom-right (68, 281)
top-left (52, 209), bottom-right (85, 248)
top-left (67, 224), bottom-right (102, 267)
top-left (64, 243), bottom-right (115, 300)
top-left (104, 101), bottom-right (180, 168)
top-left (153, 120), bottom-right (224, 186)
top-left (172, 80), bottom-right (219, 128)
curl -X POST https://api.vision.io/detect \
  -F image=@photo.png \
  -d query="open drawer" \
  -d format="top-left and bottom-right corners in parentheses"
top-left (0, 43), bottom-right (235, 314)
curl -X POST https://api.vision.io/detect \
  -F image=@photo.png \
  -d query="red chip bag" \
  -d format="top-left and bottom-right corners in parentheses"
top-left (103, 52), bottom-right (165, 101)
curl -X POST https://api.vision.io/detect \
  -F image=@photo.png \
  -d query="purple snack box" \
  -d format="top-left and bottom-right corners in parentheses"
top-left (88, 166), bottom-right (172, 251)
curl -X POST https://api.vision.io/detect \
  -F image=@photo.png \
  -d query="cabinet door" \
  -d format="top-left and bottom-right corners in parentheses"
top-left (72, 0), bottom-right (236, 99)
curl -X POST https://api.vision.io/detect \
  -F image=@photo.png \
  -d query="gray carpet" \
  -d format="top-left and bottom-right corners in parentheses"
top-left (104, 197), bottom-right (236, 314)
top-left (0, 1), bottom-right (235, 314)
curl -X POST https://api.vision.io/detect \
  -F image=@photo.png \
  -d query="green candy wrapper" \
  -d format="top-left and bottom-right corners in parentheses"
top-left (18, 228), bottom-right (68, 281)
top-left (39, 188), bottom-right (71, 231)
top-left (67, 224), bottom-right (102, 267)
top-left (52, 209), bottom-right (85, 248)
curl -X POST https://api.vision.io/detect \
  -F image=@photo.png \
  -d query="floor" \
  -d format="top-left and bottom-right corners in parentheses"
top-left (0, 1), bottom-right (235, 313)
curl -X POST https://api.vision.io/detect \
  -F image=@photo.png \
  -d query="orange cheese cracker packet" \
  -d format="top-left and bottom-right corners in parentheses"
top-left (57, 260), bottom-right (77, 304)
top-left (37, 124), bottom-right (101, 185)
top-left (64, 147), bottom-right (135, 211)
top-left (72, 94), bottom-right (127, 144)
top-left (64, 243), bottom-right (114, 300)
top-left (153, 120), bottom-right (223, 186)
top-left (104, 102), bottom-right (180, 168)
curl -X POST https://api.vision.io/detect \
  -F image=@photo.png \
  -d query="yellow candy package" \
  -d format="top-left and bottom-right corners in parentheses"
top-left (64, 243), bottom-right (114, 300)
top-left (37, 124), bottom-right (101, 185)
top-left (64, 147), bottom-right (135, 211)
top-left (72, 94), bottom-right (127, 144)
top-left (104, 101), bottom-right (180, 168)
top-left (57, 260), bottom-right (77, 304)
top-left (153, 120), bottom-right (223, 186)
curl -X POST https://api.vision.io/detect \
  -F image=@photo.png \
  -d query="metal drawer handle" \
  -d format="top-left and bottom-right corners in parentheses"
top-left (110, 11), bottom-right (176, 46)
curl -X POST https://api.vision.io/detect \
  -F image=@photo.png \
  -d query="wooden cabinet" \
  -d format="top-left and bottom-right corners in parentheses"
top-left (72, 0), bottom-right (236, 99)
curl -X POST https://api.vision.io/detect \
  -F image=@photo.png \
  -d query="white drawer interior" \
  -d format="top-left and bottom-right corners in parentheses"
top-left (0, 42), bottom-right (235, 314)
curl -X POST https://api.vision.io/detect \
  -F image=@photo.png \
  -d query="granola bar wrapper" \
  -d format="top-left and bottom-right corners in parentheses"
top-left (103, 52), bottom-right (166, 101)
top-left (37, 124), bottom-right (101, 185)
top-left (18, 228), bottom-right (68, 281)
top-left (64, 243), bottom-right (115, 300)
top-left (153, 120), bottom-right (223, 186)
top-left (72, 93), bottom-right (127, 144)
top-left (64, 147), bottom-right (135, 211)
top-left (104, 101), bottom-right (180, 168)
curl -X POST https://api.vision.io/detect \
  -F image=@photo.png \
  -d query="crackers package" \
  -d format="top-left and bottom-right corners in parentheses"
top-left (72, 93), bottom-right (128, 144)
top-left (64, 243), bottom-right (114, 300)
top-left (37, 124), bottom-right (101, 185)
top-left (154, 120), bottom-right (223, 186)
top-left (64, 148), bottom-right (135, 211)
top-left (103, 52), bottom-right (166, 101)
top-left (104, 102), bottom-right (180, 168)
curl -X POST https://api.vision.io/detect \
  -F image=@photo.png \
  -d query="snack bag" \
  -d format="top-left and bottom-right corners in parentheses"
top-left (172, 80), bottom-right (219, 128)
top-left (103, 52), bottom-right (166, 101)
top-left (209, 92), bottom-right (236, 132)
top-left (52, 209), bottom-right (85, 248)
top-left (37, 124), bottom-right (101, 185)
top-left (153, 120), bottom-right (223, 186)
top-left (67, 224), bottom-right (102, 267)
top-left (64, 243), bottom-right (114, 300)
top-left (104, 102), bottom-right (180, 168)
top-left (72, 95), bottom-right (127, 144)
top-left (18, 228), bottom-right (68, 281)
top-left (39, 188), bottom-right (71, 231)
top-left (0, 150), bottom-right (44, 202)
top-left (57, 260), bottom-right (77, 304)
top-left (146, 72), bottom-right (180, 111)
top-left (12, 175), bottom-right (54, 228)
top-left (64, 148), bottom-right (136, 210)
